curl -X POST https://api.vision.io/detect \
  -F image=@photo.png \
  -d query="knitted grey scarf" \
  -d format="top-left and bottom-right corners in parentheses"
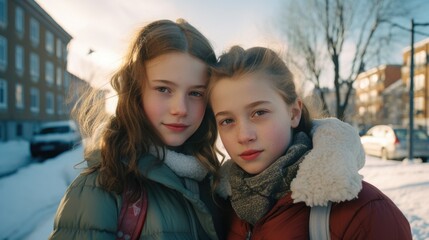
top-left (229, 132), bottom-right (312, 225)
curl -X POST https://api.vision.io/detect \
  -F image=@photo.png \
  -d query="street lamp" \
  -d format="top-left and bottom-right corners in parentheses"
top-left (409, 19), bottom-right (429, 161)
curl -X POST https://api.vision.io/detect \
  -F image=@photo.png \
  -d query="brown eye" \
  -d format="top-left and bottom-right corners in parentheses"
top-left (156, 87), bottom-right (170, 93)
top-left (220, 119), bottom-right (234, 126)
top-left (253, 110), bottom-right (268, 117)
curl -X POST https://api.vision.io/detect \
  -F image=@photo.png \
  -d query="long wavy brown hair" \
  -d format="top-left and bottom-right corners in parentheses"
top-left (208, 46), bottom-right (313, 135)
top-left (73, 19), bottom-right (220, 200)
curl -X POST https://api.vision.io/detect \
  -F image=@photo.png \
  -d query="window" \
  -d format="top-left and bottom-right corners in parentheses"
top-left (359, 106), bottom-right (366, 115)
top-left (30, 18), bottom-right (39, 47)
top-left (30, 52), bottom-right (39, 82)
top-left (370, 75), bottom-right (378, 85)
top-left (359, 93), bottom-right (368, 103)
top-left (415, 97), bottom-right (424, 113)
top-left (15, 45), bottom-right (24, 75)
top-left (15, 7), bottom-right (24, 36)
top-left (15, 83), bottom-right (24, 109)
top-left (415, 51), bottom-right (427, 66)
top-left (415, 74), bottom-right (425, 91)
top-left (30, 88), bottom-right (39, 112)
top-left (359, 78), bottom-right (369, 89)
top-left (16, 123), bottom-right (23, 137)
top-left (370, 89), bottom-right (378, 100)
top-left (0, 0), bottom-right (7, 28)
top-left (0, 79), bottom-right (7, 109)
top-left (62, 45), bottom-right (67, 61)
top-left (45, 31), bottom-right (54, 54)
top-left (64, 72), bottom-right (70, 89)
top-left (0, 35), bottom-right (6, 71)
top-left (46, 92), bottom-right (54, 114)
top-left (57, 95), bottom-right (63, 114)
top-left (45, 61), bottom-right (54, 85)
top-left (56, 39), bottom-right (62, 59)
top-left (56, 67), bottom-right (62, 88)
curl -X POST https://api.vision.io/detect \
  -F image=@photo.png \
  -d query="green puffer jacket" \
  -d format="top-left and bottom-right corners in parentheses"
top-left (49, 152), bottom-right (226, 240)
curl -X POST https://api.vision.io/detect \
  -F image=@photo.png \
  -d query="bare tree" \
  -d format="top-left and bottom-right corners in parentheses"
top-left (280, 0), bottom-right (420, 120)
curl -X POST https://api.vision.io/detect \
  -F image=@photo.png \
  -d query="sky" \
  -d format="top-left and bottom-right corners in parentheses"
top-left (34, 0), bottom-right (291, 112)
top-left (0, 141), bottom-right (429, 239)
top-left (34, 0), bottom-right (285, 89)
top-left (32, 0), bottom-right (429, 113)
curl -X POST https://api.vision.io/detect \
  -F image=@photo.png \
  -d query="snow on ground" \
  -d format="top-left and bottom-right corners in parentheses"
top-left (0, 143), bottom-right (84, 240)
top-left (0, 140), bottom-right (32, 177)
top-left (0, 141), bottom-right (428, 239)
top-left (360, 156), bottom-right (429, 239)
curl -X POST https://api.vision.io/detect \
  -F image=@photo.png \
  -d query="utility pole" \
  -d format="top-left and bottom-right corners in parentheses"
top-left (409, 19), bottom-right (415, 161)
top-left (409, 19), bottom-right (429, 161)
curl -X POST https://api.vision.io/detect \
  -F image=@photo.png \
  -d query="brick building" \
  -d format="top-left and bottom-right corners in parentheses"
top-left (354, 64), bottom-right (402, 129)
top-left (0, 0), bottom-right (104, 141)
top-left (402, 38), bottom-right (429, 132)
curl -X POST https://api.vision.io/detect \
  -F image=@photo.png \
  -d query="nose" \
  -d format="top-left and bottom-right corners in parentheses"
top-left (237, 121), bottom-right (256, 144)
top-left (170, 95), bottom-right (187, 117)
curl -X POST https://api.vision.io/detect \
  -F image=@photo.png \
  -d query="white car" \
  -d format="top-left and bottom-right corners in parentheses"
top-left (360, 125), bottom-right (429, 162)
top-left (30, 120), bottom-right (81, 159)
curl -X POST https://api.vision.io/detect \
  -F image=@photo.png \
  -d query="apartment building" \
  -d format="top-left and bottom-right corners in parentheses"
top-left (0, 0), bottom-right (72, 141)
top-left (382, 79), bottom-right (406, 126)
top-left (354, 65), bottom-right (402, 128)
top-left (402, 38), bottom-right (429, 131)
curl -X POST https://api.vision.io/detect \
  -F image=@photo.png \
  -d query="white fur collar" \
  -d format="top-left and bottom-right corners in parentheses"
top-left (217, 118), bottom-right (365, 207)
top-left (149, 147), bottom-right (208, 181)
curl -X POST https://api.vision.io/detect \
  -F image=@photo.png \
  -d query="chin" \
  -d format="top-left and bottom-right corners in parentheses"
top-left (164, 139), bottom-right (186, 147)
top-left (240, 165), bottom-right (263, 175)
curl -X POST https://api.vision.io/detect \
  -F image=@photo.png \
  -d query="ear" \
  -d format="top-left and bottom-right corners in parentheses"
top-left (290, 98), bottom-right (303, 128)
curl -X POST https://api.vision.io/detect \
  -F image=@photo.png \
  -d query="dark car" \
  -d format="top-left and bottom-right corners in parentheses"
top-left (30, 120), bottom-right (81, 158)
top-left (360, 125), bottom-right (429, 162)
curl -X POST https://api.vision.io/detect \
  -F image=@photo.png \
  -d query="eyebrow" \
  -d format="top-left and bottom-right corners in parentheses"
top-left (214, 100), bottom-right (271, 118)
top-left (151, 79), bottom-right (206, 89)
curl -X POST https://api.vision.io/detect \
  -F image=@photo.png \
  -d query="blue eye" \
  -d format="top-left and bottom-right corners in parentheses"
top-left (253, 110), bottom-right (267, 117)
top-left (189, 91), bottom-right (204, 97)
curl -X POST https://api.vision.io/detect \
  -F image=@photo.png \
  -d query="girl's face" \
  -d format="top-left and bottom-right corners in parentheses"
top-left (210, 72), bottom-right (302, 174)
top-left (143, 52), bottom-right (208, 147)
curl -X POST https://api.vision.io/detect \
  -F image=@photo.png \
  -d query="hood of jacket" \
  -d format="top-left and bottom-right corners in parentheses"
top-left (217, 118), bottom-right (365, 207)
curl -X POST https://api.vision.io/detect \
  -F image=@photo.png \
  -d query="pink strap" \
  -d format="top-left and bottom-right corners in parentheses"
top-left (116, 187), bottom-right (148, 240)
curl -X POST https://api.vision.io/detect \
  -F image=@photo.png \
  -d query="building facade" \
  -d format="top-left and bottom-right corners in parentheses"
top-left (0, 0), bottom-right (72, 141)
top-left (382, 79), bottom-right (406, 126)
top-left (402, 38), bottom-right (429, 132)
top-left (354, 65), bottom-right (402, 129)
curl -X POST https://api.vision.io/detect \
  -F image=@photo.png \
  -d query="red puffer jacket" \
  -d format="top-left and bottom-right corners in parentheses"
top-left (227, 181), bottom-right (411, 240)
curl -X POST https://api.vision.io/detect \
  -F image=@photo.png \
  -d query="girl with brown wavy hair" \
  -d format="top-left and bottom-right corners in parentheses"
top-left (50, 19), bottom-right (226, 239)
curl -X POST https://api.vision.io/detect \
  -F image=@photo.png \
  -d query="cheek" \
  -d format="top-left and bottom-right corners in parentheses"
top-left (143, 104), bottom-right (156, 126)
top-left (191, 101), bottom-right (206, 121)
top-left (143, 93), bottom-right (161, 123)
top-left (266, 124), bottom-right (292, 155)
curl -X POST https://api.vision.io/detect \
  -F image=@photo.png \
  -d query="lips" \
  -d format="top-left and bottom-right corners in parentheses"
top-left (239, 149), bottom-right (263, 161)
top-left (163, 123), bottom-right (189, 132)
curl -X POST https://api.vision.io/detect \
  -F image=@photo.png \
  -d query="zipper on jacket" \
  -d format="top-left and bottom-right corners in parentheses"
top-left (246, 230), bottom-right (252, 240)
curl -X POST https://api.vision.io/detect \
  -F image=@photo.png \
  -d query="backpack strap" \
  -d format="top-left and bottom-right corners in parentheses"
top-left (117, 187), bottom-right (148, 240)
top-left (309, 201), bottom-right (332, 240)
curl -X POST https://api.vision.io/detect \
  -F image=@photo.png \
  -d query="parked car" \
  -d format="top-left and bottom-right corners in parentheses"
top-left (360, 125), bottom-right (429, 162)
top-left (30, 120), bottom-right (81, 158)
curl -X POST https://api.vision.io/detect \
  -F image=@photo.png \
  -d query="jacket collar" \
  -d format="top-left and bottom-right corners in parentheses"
top-left (217, 118), bottom-right (366, 207)
top-left (149, 146), bottom-right (208, 181)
